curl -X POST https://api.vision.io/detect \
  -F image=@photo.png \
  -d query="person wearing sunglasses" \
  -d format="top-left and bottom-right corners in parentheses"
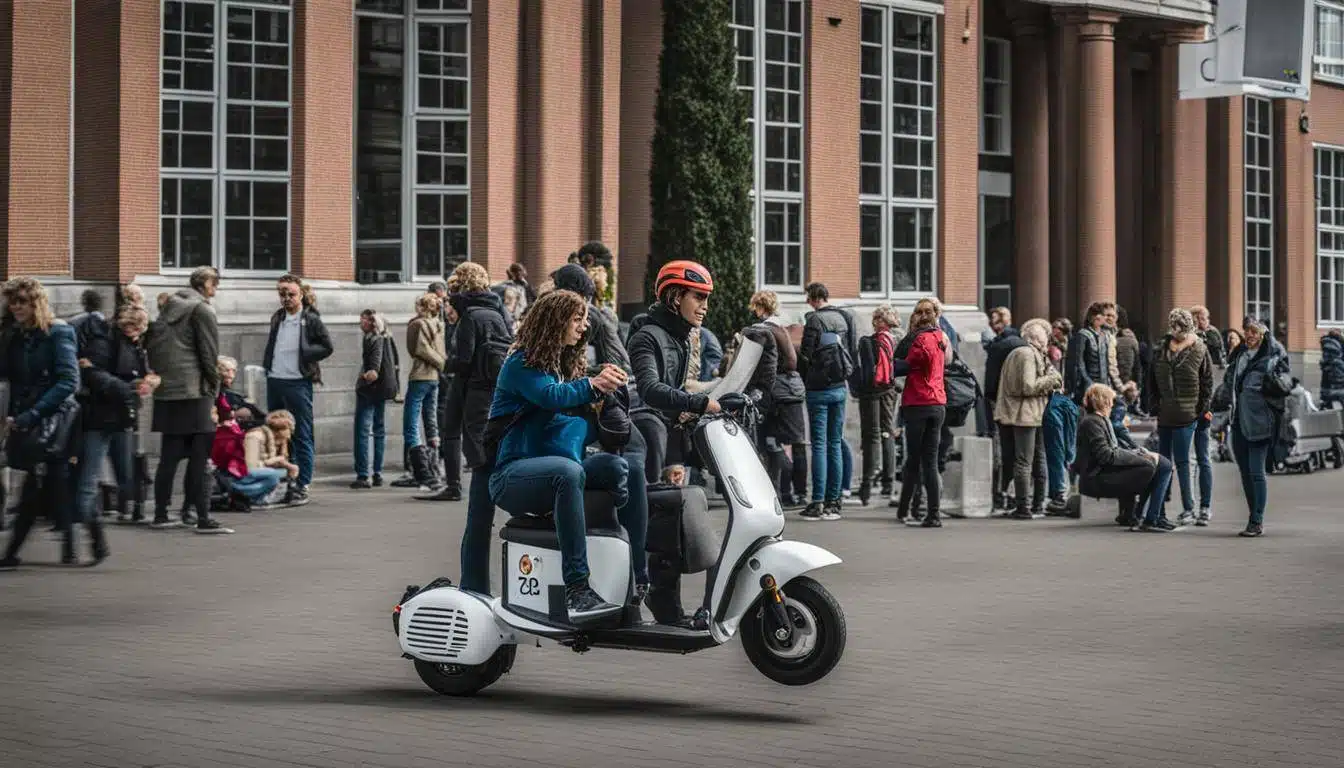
top-left (261, 274), bottom-right (333, 504)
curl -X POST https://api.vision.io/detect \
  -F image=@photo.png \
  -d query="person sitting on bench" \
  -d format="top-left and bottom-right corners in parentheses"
top-left (1073, 383), bottom-right (1175, 532)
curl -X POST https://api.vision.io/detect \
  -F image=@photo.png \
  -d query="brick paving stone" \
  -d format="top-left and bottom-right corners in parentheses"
top-left (1, 462), bottom-right (1342, 768)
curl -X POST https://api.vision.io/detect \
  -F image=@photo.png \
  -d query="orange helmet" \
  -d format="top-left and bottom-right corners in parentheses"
top-left (654, 260), bottom-right (714, 298)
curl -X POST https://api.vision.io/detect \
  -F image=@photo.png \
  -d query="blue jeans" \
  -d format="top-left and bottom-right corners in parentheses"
top-left (1194, 417), bottom-right (1213, 509)
top-left (267, 377), bottom-right (315, 486)
top-left (1231, 430), bottom-right (1271, 526)
top-left (76, 430), bottom-right (133, 524)
top-left (353, 394), bottom-right (387, 479)
top-left (402, 380), bottom-right (439, 449)
top-left (806, 386), bottom-right (847, 503)
top-left (489, 453), bottom-right (629, 586)
top-left (1158, 421), bottom-right (1199, 514)
top-left (1139, 454), bottom-right (1175, 525)
top-left (232, 467), bottom-right (287, 503)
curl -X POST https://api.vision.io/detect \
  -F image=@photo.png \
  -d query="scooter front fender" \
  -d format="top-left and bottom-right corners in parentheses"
top-left (712, 540), bottom-right (842, 642)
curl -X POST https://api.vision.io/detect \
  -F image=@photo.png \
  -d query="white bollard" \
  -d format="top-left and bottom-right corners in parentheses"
top-left (243, 364), bottom-right (267, 405)
top-left (941, 435), bottom-right (994, 518)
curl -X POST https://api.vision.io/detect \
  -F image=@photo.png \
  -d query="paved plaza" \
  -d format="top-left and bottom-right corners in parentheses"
top-left (1, 461), bottom-right (1341, 768)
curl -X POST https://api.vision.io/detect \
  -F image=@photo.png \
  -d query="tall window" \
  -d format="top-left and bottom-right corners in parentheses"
top-left (859, 5), bottom-right (937, 296)
top-left (979, 173), bottom-right (1012, 312)
top-left (1316, 146), bottom-right (1344, 325)
top-left (732, 0), bottom-right (805, 289)
top-left (1316, 1), bottom-right (1344, 81)
top-left (354, 0), bottom-right (470, 284)
top-left (161, 0), bottom-right (292, 274)
top-left (1245, 96), bottom-right (1275, 324)
top-left (981, 37), bottom-right (1010, 155)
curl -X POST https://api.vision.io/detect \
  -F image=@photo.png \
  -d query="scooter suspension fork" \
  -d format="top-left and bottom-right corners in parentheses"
top-left (759, 574), bottom-right (794, 646)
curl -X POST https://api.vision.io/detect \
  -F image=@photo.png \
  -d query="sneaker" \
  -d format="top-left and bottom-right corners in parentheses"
top-left (284, 486), bottom-right (311, 507)
top-left (919, 515), bottom-right (942, 528)
top-left (857, 481), bottom-right (872, 507)
top-left (1139, 521), bottom-right (1169, 533)
top-left (149, 518), bottom-right (181, 530)
top-left (1156, 519), bottom-right (1178, 531)
top-left (841, 489), bottom-right (852, 501)
top-left (798, 503), bottom-right (825, 522)
top-left (1239, 523), bottom-right (1263, 537)
top-left (1030, 506), bottom-right (1046, 519)
top-left (1045, 496), bottom-right (1069, 515)
top-left (1176, 511), bottom-right (1196, 527)
top-left (371, 474), bottom-right (384, 487)
top-left (1196, 508), bottom-right (1211, 527)
top-left (194, 519), bottom-right (234, 535)
top-left (821, 501), bottom-right (843, 521)
top-left (390, 473), bottom-right (419, 488)
top-left (778, 494), bottom-right (802, 510)
top-left (116, 511), bottom-right (133, 525)
top-left (1009, 509), bottom-right (1033, 521)
top-left (350, 477), bottom-right (372, 490)
top-left (180, 508), bottom-right (197, 527)
top-left (565, 582), bottom-right (619, 621)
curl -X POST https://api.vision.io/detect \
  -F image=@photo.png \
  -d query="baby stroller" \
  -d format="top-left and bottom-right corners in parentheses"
top-left (1272, 383), bottom-right (1344, 474)
top-left (1209, 408), bottom-right (1234, 463)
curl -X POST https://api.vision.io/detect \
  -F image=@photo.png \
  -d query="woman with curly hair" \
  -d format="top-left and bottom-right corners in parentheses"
top-left (485, 290), bottom-right (629, 621)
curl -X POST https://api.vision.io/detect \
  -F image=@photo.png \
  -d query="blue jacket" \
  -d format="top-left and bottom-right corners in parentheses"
top-left (0, 321), bottom-right (80, 429)
top-left (1320, 334), bottom-right (1344, 392)
top-left (489, 351), bottom-right (597, 468)
top-left (1225, 338), bottom-right (1291, 443)
top-left (698, 328), bottom-right (724, 382)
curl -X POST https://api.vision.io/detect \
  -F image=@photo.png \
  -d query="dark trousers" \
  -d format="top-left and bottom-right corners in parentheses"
top-left (4, 460), bottom-right (82, 561)
top-left (439, 375), bottom-right (463, 492)
top-left (896, 405), bottom-right (946, 518)
top-left (155, 432), bottom-right (213, 525)
top-left (859, 391), bottom-right (898, 492)
top-left (1004, 424), bottom-right (1047, 509)
top-left (632, 411), bottom-right (668, 484)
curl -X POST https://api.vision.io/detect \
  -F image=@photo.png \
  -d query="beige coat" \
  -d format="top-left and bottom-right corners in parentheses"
top-left (407, 315), bottom-right (446, 382)
top-left (994, 345), bottom-right (1063, 427)
top-left (244, 426), bottom-right (290, 472)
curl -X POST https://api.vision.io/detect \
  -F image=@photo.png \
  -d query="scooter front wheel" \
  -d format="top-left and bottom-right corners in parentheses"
top-left (414, 645), bottom-right (516, 696)
top-left (740, 576), bottom-right (846, 686)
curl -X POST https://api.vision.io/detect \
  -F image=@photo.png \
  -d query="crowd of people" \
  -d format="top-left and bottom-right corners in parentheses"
top-left (3, 241), bottom-right (1339, 578)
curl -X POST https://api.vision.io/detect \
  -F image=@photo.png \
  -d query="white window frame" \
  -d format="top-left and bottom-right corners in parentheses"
top-left (1315, 144), bottom-right (1344, 326)
top-left (978, 170), bottom-right (1012, 312)
top-left (858, 3), bottom-right (939, 299)
top-left (159, 0), bottom-right (294, 278)
top-left (1315, 1), bottom-right (1344, 85)
top-left (1244, 95), bottom-right (1275, 324)
top-left (980, 37), bottom-right (1011, 156)
top-left (732, 0), bottom-right (806, 292)
top-left (354, 0), bottom-right (471, 284)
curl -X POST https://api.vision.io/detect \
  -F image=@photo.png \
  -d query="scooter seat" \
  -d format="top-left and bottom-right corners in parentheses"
top-left (500, 489), bottom-right (626, 547)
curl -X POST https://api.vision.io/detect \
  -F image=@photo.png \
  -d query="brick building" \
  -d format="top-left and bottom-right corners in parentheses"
top-left (0, 0), bottom-right (1338, 454)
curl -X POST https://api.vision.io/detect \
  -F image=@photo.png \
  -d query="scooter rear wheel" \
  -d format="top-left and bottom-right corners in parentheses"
top-left (414, 645), bottom-right (516, 696)
top-left (740, 576), bottom-right (846, 686)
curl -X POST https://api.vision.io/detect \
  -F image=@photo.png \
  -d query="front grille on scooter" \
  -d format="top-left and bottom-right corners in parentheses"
top-left (404, 606), bottom-right (470, 660)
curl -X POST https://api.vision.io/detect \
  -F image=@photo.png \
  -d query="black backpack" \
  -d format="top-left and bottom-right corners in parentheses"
top-left (942, 350), bottom-right (981, 428)
top-left (805, 308), bottom-right (856, 390)
top-left (468, 307), bottom-right (513, 387)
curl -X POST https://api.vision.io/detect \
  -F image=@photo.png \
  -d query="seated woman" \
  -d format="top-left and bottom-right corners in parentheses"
top-left (487, 290), bottom-right (630, 621)
top-left (1073, 384), bottom-right (1175, 532)
top-left (217, 409), bottom-right (301, 509)
top-left (216, 356), bottom-right (266, 431)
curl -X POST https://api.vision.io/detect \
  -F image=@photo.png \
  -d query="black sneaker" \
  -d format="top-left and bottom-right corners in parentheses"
top-left (149, 517), bottom-right (181, 530)
top-left (180, 507), bottom-right (197, 527)
top-left (285, 486), bottom-right (311, 507)
top-left (822, 501), bottom-right (843, 521)
top-left (1139, 521), bottom-right (1169, 533)
top-left (350, 477), bottom-right (372, 490)
top-left (798, 503), bottom-right (825, 522)
top-left (371, 474), bottom-right (384, 487)
top-left (194, 518), bottom-right (235, 535)
top-left (1009, 509), bottom-right (1033, 520)
top-left (1045, 496), bottom-right (1069, 515)
top-left (1239, 523), bottom-right (1263, 538)
top-left (920, 515), bottom-right (942, 528)
top-left (1156, 519), bottom-right (1177, 531)
top-left (565, 582), bottom-right (619, 621)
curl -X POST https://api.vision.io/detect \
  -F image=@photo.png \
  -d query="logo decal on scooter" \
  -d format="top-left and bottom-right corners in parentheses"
top-left (519, 554), bottom-right (533, 575)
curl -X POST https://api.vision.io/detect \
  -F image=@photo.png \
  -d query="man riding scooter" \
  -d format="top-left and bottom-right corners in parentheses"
top-left (626, 260), bottom-right (722, 628)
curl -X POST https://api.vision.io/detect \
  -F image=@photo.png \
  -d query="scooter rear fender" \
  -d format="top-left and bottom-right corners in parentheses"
top-left (712, 540), bottom-right (841, 642)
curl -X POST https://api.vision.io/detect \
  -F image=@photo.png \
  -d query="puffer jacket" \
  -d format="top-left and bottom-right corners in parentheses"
top-left (407, 315), bottom-right (446, 382)
top-left (994, 345), bottom-right (1063, 427)
top-left (78, 322), bottom-right (149, 431)
top-left (1224, 337), bottom-right (1292, 443)
top-left (0, 320), bottom-right (80, 429)
top-left (1115, 329), bottom-right (1141, 385)
top-left (1320, 333), bottom-right (1344, 392)
top-left (1200, 326), bottom-right (1226, 367)
top-left (448, 289), bottom-right (513, 389)
top-left (146, 288), bottom-right (219, 401)
top-left (627, 302), bottom-right (709, 420)
top-left (1147, 335), bottom-right (1214, 427)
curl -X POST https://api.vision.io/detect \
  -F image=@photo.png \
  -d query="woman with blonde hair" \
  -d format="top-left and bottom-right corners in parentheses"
top-left (404, 292), bottom-right (447, 488)
top-left (854, 305), bottom-right (902, 506)
top-left (892, 298), bottom-right (947, 526)
top-left (994, 318), bottom-right (1064, 519)
top-left (0, 278), bottom-right (83, 566)
top-left (1073, 383), bottom-right (1173, 531)
top-left (231, 410), bottom-right (302, 507)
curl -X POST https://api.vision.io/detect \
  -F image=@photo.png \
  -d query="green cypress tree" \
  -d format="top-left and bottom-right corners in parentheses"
top-left (648, 0), bottom-right (755, 343)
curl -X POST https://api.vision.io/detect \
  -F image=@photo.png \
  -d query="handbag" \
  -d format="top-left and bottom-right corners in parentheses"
top-left (6, 396), bottom-right (81, 471)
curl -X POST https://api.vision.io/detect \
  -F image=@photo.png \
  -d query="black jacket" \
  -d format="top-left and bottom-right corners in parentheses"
top-left (551, 264), bottom-right (631, 375)
top-left (448, 290), bottom-right (513, 389)
top-left (78, 321), bottom-right (149, 432)
top-left (1065, 327), bottom-right (1113, 403)
top-left (983, 327), bottom-right (1026, 404)
top-left (799, 305), bottom-right (859, 392)
top-left (220, 388), bottom-right (266, 431)
top-left (741, 323), bottom-right (780, 400)
top-left (627, 303), bottom-right (709, 420)
top-left (1074, 411), bottom-right (1153, 498)
top-left (357, 332), bottom-right (400, 402)
top-left (262, 305), bottom-right (334, 385)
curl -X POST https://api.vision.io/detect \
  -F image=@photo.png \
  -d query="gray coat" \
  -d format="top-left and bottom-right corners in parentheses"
top-left (146, 288), bottom-right (220, 401)
top-left (1224, 338), bottom-right (1292, 444)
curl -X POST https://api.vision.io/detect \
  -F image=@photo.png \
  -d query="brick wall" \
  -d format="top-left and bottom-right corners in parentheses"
top-left (3, 0), bottom-right (72, 278)
top-left (1156, 30), bottom-right (1207, 318)
top-left (471, 0), bottom-right (520, 279)
top-left (938, 0), bottom-right (980, 306)
top-left (616, 0), bottom-right (660, 306)
top-left (291, 0), bottom-right (354, 281)
top-left (805, 0), bottom-right (859, 297)
top-left (1206, 96), bottom-right (1245, 333)
top-left (597, 0), bottom-right (622, 250)
top-left (1284, 83), bottom-right (1344, 347)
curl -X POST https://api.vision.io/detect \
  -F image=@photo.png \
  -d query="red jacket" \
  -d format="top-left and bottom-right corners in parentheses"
top-left (901, 327), bottom-right (947, 407)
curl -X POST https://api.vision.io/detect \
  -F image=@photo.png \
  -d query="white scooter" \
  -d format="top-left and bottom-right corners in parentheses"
top-left (393, 392), bottom-right (846, 695)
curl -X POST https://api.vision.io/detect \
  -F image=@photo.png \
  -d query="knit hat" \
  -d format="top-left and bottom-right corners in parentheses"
top-left (550, 264), bottom-right (596, 301)
top-left (1168, 308), bottom-right (1194, 335)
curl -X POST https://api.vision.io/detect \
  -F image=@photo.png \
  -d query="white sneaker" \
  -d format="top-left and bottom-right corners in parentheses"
top-left (1196, 508), bottom-right (1211, 527)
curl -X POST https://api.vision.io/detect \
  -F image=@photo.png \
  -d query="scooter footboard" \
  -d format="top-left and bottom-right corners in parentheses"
top-left (397, 587), bottom-right (512, 666)
top-left (715, 540), bottom-right (841, 640)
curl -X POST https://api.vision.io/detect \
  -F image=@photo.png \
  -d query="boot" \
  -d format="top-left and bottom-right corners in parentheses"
top-left (88, 520), bottom-right (109, 565)
top-left (408, 446), bottom-right (439, 491)
top-left (645, 555), bottom-right (693, 628)
top-left (1009, 500), bottom-right (1033, 520)
top-left (61, 524), bottom-right (77, 565)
